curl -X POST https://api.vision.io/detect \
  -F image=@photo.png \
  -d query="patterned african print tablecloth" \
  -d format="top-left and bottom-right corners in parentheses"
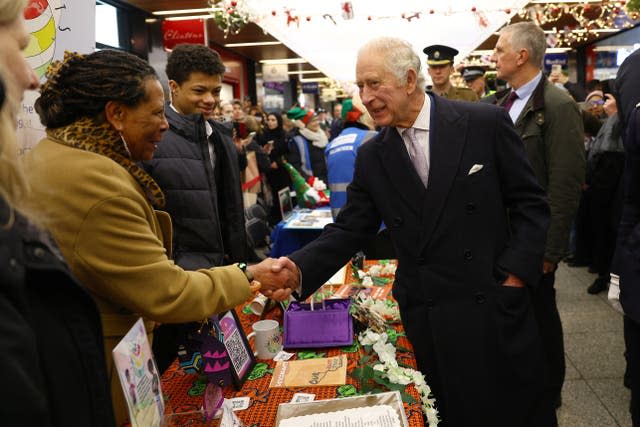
top-left (160, 262), bottom-right (425, 427)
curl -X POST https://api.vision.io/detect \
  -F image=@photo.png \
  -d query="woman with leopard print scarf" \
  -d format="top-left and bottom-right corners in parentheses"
top-left (22, 49), bottom-right (297, 424)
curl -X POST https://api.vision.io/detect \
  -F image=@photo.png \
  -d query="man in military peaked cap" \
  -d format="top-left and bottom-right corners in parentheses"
top-left (423, 44), bottom-right (478, 101)
top-left (461, 65), bottom-right (488, 98)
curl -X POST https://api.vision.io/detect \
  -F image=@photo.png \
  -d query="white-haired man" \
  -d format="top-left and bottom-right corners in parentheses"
top-left (270, 36), bottom-right (552, 426)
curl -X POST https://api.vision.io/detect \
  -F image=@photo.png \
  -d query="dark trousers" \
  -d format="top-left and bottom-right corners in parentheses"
top-left (624, 316), bottom-right (640, 426)
top-left (530, 270), bottom-right (565, 415)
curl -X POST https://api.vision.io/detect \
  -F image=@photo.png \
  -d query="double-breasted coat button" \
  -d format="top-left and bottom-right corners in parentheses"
top-left (475, 293), bottom-right (486, 304)
top-left (392, 217), bottom-right (403, 227)
top-left (426, 298), bottom-right (434, 309)
top-left (9, 258), bottom-right (18, 270)
top-left (463, 249), bottom-right (473, 260)
top-left (465, 203), bottom-right (476, 214)
top-left (33, 247), bottom-right (46, 258)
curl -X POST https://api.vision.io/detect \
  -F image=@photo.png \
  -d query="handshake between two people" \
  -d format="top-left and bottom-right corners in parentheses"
top-left (246, 257), bottom-right (300, 301)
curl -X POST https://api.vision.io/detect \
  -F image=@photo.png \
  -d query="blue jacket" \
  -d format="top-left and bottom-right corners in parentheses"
top-left (325, 124), bottom-right (377, 218)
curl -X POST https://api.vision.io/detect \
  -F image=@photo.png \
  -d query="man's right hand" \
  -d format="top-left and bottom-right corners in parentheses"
top-left (247, 257), bottom-right (300, 301)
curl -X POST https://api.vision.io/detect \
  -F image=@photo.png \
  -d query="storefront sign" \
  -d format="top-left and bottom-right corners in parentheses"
top-left (263, 63), bottom-right (289, 82)
top-left (301, 82), bottom-right (319, 94)
top-left (162, 19), bottom-right (206, 50)
top-left (264, 81), bottom-right (285, 93)
top-left (543, 53), bottom-right (568, 71)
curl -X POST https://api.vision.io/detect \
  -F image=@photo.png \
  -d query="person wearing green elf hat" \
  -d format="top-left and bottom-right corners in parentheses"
top-left (423, 44), bottom-right (478, 102)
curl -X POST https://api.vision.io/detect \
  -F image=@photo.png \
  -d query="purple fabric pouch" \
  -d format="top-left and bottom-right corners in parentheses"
top-left (283, 298), bottom-right (353, 348)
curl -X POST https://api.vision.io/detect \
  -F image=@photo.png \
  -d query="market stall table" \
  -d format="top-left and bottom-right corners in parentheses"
top-left (268, 206), bottom-right (332, 257)
top-left (160, 262), bottom-right (427, 426)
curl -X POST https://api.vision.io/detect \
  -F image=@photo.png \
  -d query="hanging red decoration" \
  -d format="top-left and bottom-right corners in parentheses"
top-left (341, 2), bottom-right (354, 20)
top-left (271, 10), bottom-right (276, 16)
top-left (306, 15), bottom-right (311, 21)
top-left (475, 11), bottom-right (488, 27)
top-left (429, 9), bottom-right (435, 14)
top-left (505, 8), bottom-right (511, 14)
top-left (471, 6), bottom-right (477, 12)
top-left (367, 15), bottom-right (372, 20)
top-left (285, 9), bottom-right (299, 27)
top-left (230, 0), bottom-right (237, 6)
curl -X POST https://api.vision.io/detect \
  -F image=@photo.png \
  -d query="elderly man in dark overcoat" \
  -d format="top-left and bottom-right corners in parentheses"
top-left (267, 37), bottom-right (552, 426)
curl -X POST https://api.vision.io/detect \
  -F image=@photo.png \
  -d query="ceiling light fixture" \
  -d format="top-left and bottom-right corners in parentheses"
top-left (153, 8), bottom-right (214, 15)
top-left (287, 70), bottom-right (323, 75)
top-left (224, 41), bottom-right (283, 47)
top-left (165, 14), bottom-right (212, 21)
top-left (260, 58), bottom-right (308, 65)
top-left (300, 77), bottom-right (332, 83)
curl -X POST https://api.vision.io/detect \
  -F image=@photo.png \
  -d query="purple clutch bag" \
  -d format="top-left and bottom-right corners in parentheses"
top-left (283, 298), bottom-right (353, 348)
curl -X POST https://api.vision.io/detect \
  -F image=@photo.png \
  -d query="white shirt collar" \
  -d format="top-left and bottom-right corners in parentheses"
top-left (396, 94), bottom-right (431, 137)
top-left (513, 72), bottom-right (542, 102)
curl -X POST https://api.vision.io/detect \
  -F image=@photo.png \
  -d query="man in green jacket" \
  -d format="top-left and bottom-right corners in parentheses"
top-left (491, 22), bottom-right (585, 419)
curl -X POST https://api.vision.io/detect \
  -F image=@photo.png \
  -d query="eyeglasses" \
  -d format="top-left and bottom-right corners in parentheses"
top-left (588, 99), bottom-right (605, 106)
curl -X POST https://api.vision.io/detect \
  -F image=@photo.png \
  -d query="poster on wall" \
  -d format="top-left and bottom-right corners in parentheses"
top-left (18, 0), bottom-right (96, 155)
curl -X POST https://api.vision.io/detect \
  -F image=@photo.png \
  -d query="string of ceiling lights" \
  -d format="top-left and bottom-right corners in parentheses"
top-left (192, 0), bottom-right (637, 39)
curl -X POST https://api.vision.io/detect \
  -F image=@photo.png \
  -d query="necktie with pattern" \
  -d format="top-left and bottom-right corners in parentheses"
top-left (405, 127), bottom-right (429, 188)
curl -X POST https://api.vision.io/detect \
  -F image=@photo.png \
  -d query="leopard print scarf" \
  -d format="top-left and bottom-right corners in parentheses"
top-left (47, 117), bottom-right (165, 208)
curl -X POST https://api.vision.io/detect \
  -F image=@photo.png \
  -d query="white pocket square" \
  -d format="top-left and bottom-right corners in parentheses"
top-left (468, 164), bottom-right (484, 175)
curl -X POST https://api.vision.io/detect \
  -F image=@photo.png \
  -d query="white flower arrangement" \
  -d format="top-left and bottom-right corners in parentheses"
top-left (356, 296), bottom-right (401, 323)
top-left (358, 329), bottom-right (439, 426)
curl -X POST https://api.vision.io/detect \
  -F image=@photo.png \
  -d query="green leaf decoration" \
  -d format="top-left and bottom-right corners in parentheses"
top-left (400, 391), bottom-right (417, 405)
top-left (340, 342), bottom-right (360, 353)
top-left (371, 276), bottom-right (391, 286)
top-left (297, 351), bottom-right (326, 359)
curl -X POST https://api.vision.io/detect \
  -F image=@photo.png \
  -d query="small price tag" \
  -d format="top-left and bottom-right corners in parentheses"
top-left (291, 393), bottom-right (316, 403)
top-left (225, 396), bottom-right (250, 411)
top-left (273, 350), bottom-right (295, 361)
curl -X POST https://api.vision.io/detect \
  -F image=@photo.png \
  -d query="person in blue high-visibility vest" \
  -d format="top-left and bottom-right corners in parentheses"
top-left (325, 97), bottom-right (377, 219)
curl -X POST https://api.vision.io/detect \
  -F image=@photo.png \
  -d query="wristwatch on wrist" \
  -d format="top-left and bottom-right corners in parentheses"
top-left (237, 262), bottom-right (254, 282)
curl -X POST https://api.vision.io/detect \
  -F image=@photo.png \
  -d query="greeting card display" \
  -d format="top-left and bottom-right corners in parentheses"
top-left (112, 318), bottom-right (164, 427)
top-left (283, 298), bottom-right (353, 349)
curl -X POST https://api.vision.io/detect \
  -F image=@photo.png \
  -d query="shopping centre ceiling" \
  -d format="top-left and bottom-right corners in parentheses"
top-left (123, 0), bottom-right (639, 82)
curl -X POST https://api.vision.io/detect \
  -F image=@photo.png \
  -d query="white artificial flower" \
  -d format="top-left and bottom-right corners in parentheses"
top-left (368, 265), bottom-right (383, 277)
top-left (357, 270), bottom-right (366, 279)
top-left (362, 276), bottom-right (374, 287)
top-left (381, 263), bottom-right (397, 275)
top-left (358, 327), bottom-right (439, 426)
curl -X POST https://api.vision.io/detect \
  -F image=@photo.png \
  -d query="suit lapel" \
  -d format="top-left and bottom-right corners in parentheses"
top-left (420, 94), bottom-right (467, 250)
top-left (379, 128), bottom-right (426, 216)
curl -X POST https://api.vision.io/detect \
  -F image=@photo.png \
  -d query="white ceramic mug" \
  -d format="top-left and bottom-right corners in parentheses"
top-left (246, 319), bottom-right (282, 360)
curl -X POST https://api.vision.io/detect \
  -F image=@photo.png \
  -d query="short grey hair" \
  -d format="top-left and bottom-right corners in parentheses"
top-left (358, 37), bottom-right (426, 89)
top-left (501, 22), bottom-right (546, 69)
